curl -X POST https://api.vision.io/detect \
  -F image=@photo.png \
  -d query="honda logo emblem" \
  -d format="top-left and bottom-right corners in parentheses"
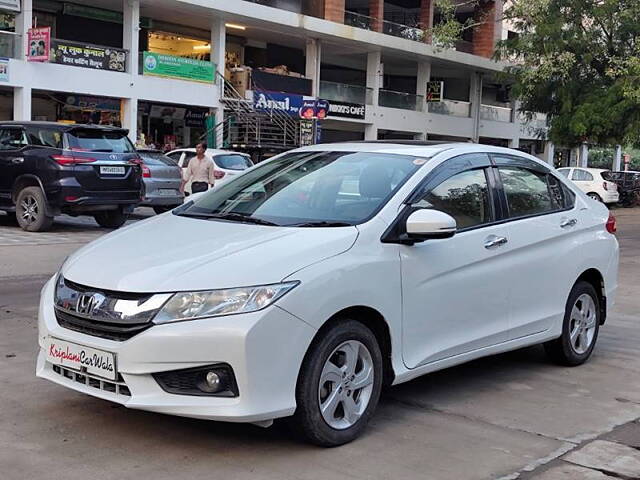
top-left (76, 294), bottom-right (99, 315)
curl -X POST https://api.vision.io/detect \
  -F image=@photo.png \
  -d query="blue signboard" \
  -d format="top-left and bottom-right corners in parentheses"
top-left (254, 90), bottom-right (314, 117)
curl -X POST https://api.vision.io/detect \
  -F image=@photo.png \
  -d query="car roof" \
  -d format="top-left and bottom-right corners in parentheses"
top-left (172, 147), bottom-right (250, 157)
top-left (0, 121), bottom-right (127, 132)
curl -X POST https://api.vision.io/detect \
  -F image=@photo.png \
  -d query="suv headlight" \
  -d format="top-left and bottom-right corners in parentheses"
top-left (153, 282), bottom-right (299, 324)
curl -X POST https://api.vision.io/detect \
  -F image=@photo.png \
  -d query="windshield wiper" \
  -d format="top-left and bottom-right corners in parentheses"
top-left (286, 221), bottom-right (353, 227)
top-left (208, 212), bottom-right (279, 226)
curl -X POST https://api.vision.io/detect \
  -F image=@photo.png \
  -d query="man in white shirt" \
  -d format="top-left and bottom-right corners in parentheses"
top-left (182, 142), bottom-right (215, 194)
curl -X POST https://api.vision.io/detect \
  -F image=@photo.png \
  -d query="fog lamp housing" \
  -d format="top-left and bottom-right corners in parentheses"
top-left (153, 364), bottom-right (238, 397)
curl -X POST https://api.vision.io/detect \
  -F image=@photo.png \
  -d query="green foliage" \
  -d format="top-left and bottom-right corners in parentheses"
top-left (431, 0), bottom-right (480, 49)
top-left (495, 0), bottom-right (640, 148)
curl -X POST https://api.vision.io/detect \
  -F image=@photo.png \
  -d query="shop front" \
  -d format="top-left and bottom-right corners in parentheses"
top-left (32, 90), bottom-right (123, 125)
top-left (138, 101), bottom-right (210, 151)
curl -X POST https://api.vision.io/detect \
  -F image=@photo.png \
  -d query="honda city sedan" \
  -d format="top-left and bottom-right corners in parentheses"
top-left (36, 142), bottom-right (619, 446)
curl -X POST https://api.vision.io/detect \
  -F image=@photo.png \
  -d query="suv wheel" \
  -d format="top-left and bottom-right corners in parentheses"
top-left (544, 281), bottom-right (600, 366)
top-left (94, 209), bottom-right (129, 229)
top-left (16, 186), bottom-right (54, 232)
top-left (291, 320), bottom-right (383, 447)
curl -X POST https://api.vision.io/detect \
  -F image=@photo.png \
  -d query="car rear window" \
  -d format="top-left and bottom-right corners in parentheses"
top-left (138, 151), bottom-right (178, 166)
top-left (214, 154), bottom-right (252, 171)
top-left (65, 129), bottom-right (135, 153)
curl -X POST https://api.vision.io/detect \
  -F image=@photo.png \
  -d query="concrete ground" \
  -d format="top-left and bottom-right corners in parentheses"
top-left (0, 208), bottom-right (639, 480)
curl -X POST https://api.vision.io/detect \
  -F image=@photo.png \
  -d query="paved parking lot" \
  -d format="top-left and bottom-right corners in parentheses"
top-left (0, 208), bottom-right (639, 479)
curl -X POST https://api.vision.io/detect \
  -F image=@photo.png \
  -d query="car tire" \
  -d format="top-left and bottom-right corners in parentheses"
top-left (93, 209), bottom-right (128, 229)
top-left (291, 319), bottom-right (383, 447)
top-left (544, 281), bottom-right (601, 366)
top-left (15, 186), bottom-right (54, 232)
top-left (587, 192), bottom-right (603, 202)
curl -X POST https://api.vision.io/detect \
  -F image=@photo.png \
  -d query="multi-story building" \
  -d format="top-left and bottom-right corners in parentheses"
top-left (0, 0), bottom-right (555, 163)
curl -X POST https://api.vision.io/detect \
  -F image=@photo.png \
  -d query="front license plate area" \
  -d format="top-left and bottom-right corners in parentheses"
top-left (45, 337), bottom-right (117, 381)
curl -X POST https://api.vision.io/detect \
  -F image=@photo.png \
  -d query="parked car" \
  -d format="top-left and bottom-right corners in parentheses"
top-left (0, 122), bottom-right (142, 231)
top-left (37, 143), bottom-right (618, 446)
top-left (166, 147), bottom-right (253, 194)
top-left (136, 149), bottom-right (184, 214)
top-left (557, 167), bottom-right (619, 204)
top-left (602, 170), bottom-right (640, 207)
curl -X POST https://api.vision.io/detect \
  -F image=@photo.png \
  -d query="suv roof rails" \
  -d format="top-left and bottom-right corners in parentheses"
top-left (348, 140), bottom-right (472, 146)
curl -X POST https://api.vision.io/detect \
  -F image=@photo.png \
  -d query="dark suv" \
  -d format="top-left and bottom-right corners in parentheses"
top-left (0, 122), bottom-right (142, 231)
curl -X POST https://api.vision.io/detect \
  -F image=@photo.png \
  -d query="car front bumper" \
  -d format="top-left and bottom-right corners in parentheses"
top-left (35, 277), bottom-right (317, 423)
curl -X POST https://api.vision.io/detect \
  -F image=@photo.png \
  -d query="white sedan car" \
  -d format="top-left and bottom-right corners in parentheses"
top-left (36, 143), bottom-right (618, 446)
top-left (165, 148), bottom-right (253, 194)
top-left (557, 167), bottom-right (619, 204)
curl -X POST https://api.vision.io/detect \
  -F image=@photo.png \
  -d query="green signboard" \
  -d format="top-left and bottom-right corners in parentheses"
top-left (143, 52), bottom-right (215, 83)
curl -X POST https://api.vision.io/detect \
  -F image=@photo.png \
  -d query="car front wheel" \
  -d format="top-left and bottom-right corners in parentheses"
top-left (292, 319), bottom-right (383, 447)
top-left (93, 208), bottom-right (128, 228)
top-left (544, 281), bottom-right (600, 366)
top-left (16, 186), bottom-right (54, 232)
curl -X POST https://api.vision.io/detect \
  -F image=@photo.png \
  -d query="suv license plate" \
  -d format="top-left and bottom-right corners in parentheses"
top-left (45, 337), bottom-right (117, 381)
top-left (100, 166), bottom-right (125, 175)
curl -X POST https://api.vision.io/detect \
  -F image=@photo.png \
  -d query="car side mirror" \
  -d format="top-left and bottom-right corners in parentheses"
top-left (406, 209), bottom-right (457, 241)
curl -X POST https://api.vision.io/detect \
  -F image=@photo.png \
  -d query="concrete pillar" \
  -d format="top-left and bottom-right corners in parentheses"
top-left (370, 0), bottom-right (384, 33)
top-left (364, 124), bottom-right (378, 140)
top-left (324, 0), bottom-right (345, 23)
top-left (121, 98), bottom-right (137, 143)
top-left (508, 137), bottom-right (519, 149)
top-left (122, 0), bottom-right (140, 75)
top-left (579, 143), bottom-right (589, 167)
top-left (13, 86), bottom-right (31, 121)
top-left (613, 144), bottom-right (622, 171)
top-left (542, 141), bottom-right (555, 165)
top-left (419, 0), bottom-right (434, 42)
top-left (416, 61), bottom-right (430, 112)
top-left (15, 0), bottom-right (32, 60)
top-left (469, 72), bottom-right (483, 142)
top-left (366, 51), bottom-right (382, 106)
top-left (211, 18), bottom-right (225, 82)
top-left (305, 38), bottom-right (321, 98)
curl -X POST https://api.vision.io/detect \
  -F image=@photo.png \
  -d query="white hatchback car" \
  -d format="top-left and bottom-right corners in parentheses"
top-left (166, 147), bottom-right (253, 194)
top-left (557, 167), bottom-right (619, 204)
top-left (36, 143), bottom-right (619, 446)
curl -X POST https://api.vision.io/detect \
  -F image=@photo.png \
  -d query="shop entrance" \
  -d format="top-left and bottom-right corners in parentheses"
top-left (138, 101), bottom-right (210, 151)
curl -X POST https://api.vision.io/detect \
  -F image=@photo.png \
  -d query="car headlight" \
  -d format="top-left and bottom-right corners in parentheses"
top-left (153, 282), bottom-right (299, 324)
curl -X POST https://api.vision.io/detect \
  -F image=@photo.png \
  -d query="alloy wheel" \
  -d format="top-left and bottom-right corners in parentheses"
top-left (318, 340), bottom-right (374, 430)
top-left (19, 194), bottom-right (39, 225)
top-left (569, 293), bottom-right (597, 354)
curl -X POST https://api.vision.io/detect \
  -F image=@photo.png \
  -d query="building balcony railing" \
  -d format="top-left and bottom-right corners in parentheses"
top-left (379, 89), bottom-right (423, 111)
top-left (480, 104), bottom-right (513, 122)
top-left (517, 111), bottom-right (548, 129)
top-left (344, 11), bottom-right (426, 42)
top-left (0, 31), bottom-right (21, 59)
top-left (428, 99), bottom-right (471, 117)
top-left (319, 80), bottom-right (373, 105)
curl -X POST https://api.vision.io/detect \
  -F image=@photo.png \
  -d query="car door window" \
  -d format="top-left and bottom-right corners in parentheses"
top-left (413, 168), bottom-right (492, 229)
top-left (557, 168), bottom-right (571, 178)
top-left (499, 166), bottom-right (564, 218)
top-left (25, 127), bottom-right (63, 148)
top-left (0, 128), bottom-right (27, 150)
top-left (572, 169), bottom-right (593, 181)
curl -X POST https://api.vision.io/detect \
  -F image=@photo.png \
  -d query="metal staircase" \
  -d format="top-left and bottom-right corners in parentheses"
top-left (209, 72), bottom-right (302, 151)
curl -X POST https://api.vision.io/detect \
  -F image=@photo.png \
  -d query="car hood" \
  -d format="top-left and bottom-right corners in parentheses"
top-left (61, 214), bottom-right (358, 293)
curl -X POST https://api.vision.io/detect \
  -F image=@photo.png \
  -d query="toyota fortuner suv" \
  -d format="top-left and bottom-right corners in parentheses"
top-left (0, 122), bottom-right (142, 231)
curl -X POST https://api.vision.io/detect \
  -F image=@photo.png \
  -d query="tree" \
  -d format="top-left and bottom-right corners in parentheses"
top-left (494, 0), bottom-right (640, 148)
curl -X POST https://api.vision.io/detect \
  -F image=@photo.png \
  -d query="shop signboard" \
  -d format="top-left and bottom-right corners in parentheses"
top-left (426, 81), bottom-right (444, 102)
top-left (0, 58), bottom-right (9, 82)
top-left (326, 100), bottom-right (366, 120)
top-left (254, 90), bottom-right (317, 117)
top-left (299, 120), bottom-right (314, 146)
top-left (51, 40), bottom-right (127, 72)
top-left (299, 99), bottom-right (329, 120)
top-left (142, 52), bottom-right (215, 83)
top-left (65, 95), bottom-right (121, 112)
top-left (27, 27), bottom-right (50, 62)
top-left (185, 109), bottom-right (208, 128)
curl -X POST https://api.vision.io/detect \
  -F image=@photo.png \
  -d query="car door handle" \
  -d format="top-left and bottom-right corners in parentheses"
top-left (484, 235), bottom-right (508, 249)
top-left (10, 157), bottom-right (24, 164)
top-left (560, 218), bottom-right (578, 228)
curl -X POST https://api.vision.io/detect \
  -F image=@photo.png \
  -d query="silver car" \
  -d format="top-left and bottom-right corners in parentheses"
top-left (136, 149), bottom-right (184, 214)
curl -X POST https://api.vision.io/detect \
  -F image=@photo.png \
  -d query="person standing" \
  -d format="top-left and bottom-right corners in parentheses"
top-left (182, 142), bottom-right (215, 194)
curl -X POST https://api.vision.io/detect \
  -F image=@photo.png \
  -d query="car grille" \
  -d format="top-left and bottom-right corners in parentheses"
top-left (51, 364), bottom-right (131, 397)
top-left (55, 309), bottom-right (152, 341)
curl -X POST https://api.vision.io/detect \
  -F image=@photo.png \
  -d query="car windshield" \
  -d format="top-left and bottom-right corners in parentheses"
top-left (65, 129), bottom-right (136, 153)
top-left (214, 154), bottom-right (252, 170)
top-left (176, 151), bottom-right (425, 226)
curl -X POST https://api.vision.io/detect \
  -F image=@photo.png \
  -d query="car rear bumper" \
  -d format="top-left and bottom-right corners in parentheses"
top-left (140, 194), bottom-right (184, 207)
top-left (36, 276), bottom-right (316, 423)
top-left (603, 192), bottom-right (620, 204)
